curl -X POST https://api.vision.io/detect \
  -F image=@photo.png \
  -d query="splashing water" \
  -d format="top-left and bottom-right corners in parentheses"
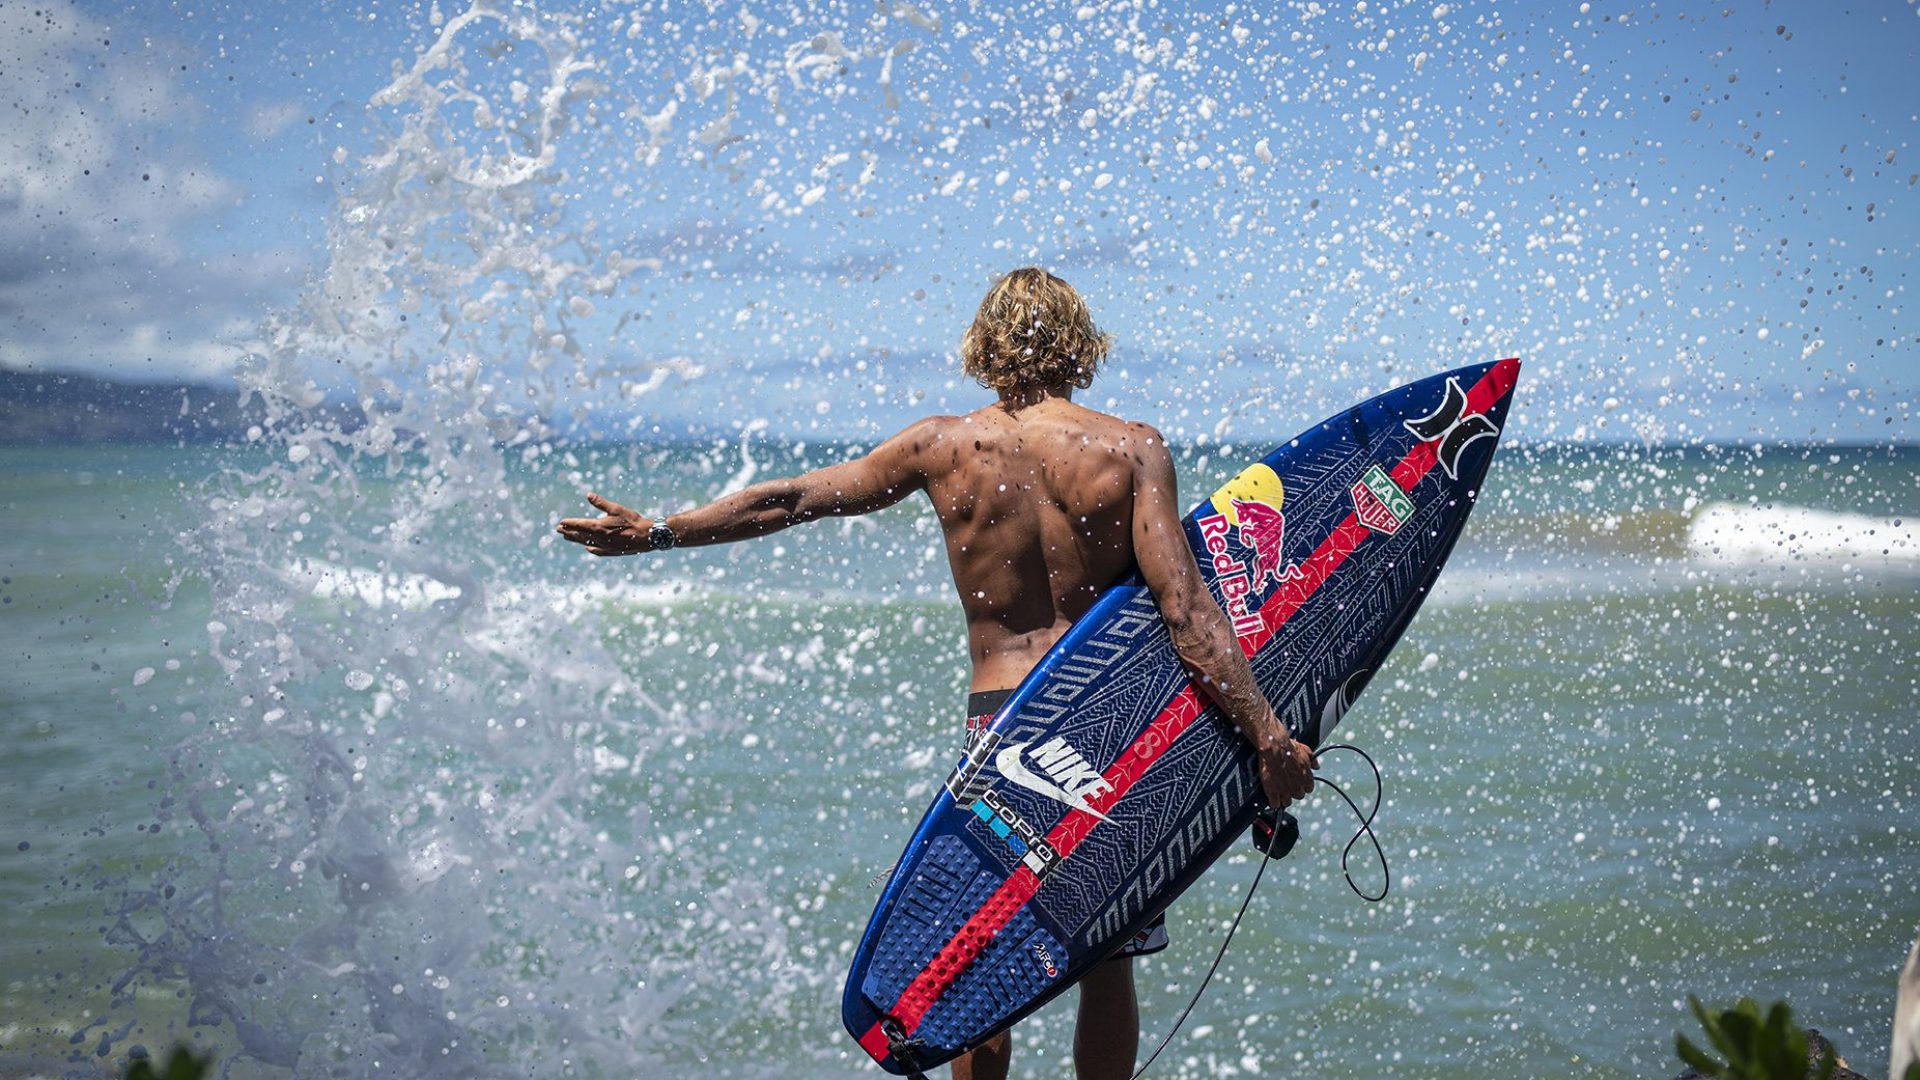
top-left (30, 1), bottom-right (1912, 1078)
top-left (114, 6), bottom-right (810, 1076)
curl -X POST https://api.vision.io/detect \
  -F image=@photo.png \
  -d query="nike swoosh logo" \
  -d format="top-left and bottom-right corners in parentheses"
top-left (993, 743), bottom-right (1111, 822)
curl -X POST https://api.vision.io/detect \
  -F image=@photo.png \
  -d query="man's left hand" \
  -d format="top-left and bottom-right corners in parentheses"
top-left (1256, 732), bottom-right (1317, 811)
top-left (555, 493), bottom-right (652, 556)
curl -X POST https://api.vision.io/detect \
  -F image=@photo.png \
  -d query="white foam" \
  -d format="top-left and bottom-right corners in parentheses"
top-left (296, 559), bottom-right (464, 609)
top-left (1687, 502), bottom-right (1918, 567)
top-left (487, 576), bottom-right (695, 618)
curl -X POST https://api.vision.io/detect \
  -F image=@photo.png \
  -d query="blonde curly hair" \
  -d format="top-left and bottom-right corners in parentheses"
top-left (959, 268), bottom-right (1111, 393)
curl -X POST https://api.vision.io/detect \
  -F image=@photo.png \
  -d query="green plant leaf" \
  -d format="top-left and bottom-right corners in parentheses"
top-left (1901, 1061), bottom-right (1920, 1080)
top-left (1681, 991), bottom-right (1743, 1068)
top-left (1675, 1033), bottom-right (1724, 1076)
top-left (165, 1047), bottom-right (212, 1080)
top-left (1758, 1001), bottom-right (1805, 1078)
top-left (1714, 1007), bottom-right (1757, 1064)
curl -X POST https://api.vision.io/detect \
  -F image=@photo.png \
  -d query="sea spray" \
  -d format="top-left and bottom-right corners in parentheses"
top-left (100, 4), bottom-right (817, 1075)
top-left (31, 1), bottom-right (1910, 1077)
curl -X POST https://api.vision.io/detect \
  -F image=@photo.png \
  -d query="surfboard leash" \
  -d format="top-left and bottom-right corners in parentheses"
top-left (1129, 743), bottom-right (1390, 1080)
top-left (1312, 743), bottom-right (1392, 904)
top-left (880, 1017), bottom-right (932, 1080)
top-left (1128, 826), bottom-right (1279, 1080)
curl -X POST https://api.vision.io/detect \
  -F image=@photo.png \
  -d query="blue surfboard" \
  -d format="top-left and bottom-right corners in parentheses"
top-left (844, 358), bottom-right (1522, 1073)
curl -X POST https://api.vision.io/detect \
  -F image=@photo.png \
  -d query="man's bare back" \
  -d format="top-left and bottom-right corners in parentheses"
top-left (915, 398), bottom-right (1157, 692)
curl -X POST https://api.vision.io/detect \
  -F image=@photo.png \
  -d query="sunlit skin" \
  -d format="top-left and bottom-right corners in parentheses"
top-left (556, 380), bottom-right (1315, 1080)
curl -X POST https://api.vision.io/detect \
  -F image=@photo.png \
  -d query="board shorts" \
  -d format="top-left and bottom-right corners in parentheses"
top-left (966, 689), bottom-right (1170, 959)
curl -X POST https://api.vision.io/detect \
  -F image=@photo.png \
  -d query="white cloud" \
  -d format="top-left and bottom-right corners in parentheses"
top-left (0, 0), bottom-right (291, 382)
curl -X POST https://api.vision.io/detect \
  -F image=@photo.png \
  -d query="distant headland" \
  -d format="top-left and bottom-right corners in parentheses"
top-left (0, 369), bottom-right (366, 445)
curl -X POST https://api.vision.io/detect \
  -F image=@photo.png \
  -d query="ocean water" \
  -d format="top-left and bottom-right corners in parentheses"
top-left (6, 0), bottom-right (1918, 1075)
top-left (1, 438), bottom-right (1914, 1078)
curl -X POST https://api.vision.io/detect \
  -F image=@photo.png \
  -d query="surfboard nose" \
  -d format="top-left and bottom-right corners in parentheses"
top-left (1490, 356), bottom-right (1522, 402)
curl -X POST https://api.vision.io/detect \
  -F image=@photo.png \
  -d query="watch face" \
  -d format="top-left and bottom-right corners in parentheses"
top-left (649, 522), bottom-right (675, 550)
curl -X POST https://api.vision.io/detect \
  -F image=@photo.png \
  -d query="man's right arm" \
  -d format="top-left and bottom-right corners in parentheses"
top-left (1128, 426), bottom-right (1315, 809)
top-left (556, 417), bottom-right (949, 555)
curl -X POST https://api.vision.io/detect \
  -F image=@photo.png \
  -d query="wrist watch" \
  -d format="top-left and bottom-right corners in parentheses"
top-left (647, 520), bottom-right (677, 552)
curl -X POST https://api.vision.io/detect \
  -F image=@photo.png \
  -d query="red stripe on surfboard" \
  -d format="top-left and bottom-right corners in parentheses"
top-left (856, 1023), bottom-right (893, 1062)
top-left (859, 358), bottom-right (1519, 1056)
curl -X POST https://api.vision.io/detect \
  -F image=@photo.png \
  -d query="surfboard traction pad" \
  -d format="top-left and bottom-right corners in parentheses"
top-left (844, 359), bottom-right (1521, 1073)
top-left (859, 835), bottom-right (1066, 1050)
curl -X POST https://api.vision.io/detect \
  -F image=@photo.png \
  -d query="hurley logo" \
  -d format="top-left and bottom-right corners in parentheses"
top-left (1404, 376), bottom-right (1499, 480)
top-left (994, 736), bottom-right (1114, 821)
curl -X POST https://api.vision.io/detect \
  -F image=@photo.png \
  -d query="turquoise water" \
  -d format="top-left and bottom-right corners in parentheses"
top-left (0, 440), bottom-right (1914, 1078)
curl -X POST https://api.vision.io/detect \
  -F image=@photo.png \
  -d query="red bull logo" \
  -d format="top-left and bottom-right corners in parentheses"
top-left (1197, 513), bottom-right (1263, 640)
top-left (1229, 497), bottom-right (1298, 587)
top-left (1198, 463), bottom-right (1304, 642)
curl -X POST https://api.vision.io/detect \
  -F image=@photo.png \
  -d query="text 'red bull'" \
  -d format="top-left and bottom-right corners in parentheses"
top-left (1197, 513), bottom-right (1264, 641)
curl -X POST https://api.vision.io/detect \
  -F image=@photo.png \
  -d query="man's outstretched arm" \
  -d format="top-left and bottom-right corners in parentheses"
top-left (555, 417), bottom-right (947, 556)
top-left (1128, 425), bottom-right (1316, 810)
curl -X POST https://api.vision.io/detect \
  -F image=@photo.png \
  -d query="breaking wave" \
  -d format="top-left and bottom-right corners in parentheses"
top-left (1687, 502), bottom-right (1919, 568)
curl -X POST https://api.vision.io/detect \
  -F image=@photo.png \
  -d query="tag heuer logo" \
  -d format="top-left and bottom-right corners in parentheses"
top-left (1351, 464), bottom-right (1414, 534)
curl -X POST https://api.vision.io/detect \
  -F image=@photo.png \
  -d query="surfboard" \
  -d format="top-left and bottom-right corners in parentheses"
top-left (843, 358), bottom-right (1522, 1074)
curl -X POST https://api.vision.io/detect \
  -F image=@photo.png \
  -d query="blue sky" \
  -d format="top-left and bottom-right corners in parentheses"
top-left (1, 0), bottom-right (1914, 444)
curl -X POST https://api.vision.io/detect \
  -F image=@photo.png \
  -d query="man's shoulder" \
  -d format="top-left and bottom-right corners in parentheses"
top-left (872, 414), bottom-right (971, 473)
top-left (1020, 401), bottom-right (1153, 442)
top-left (891, 413), bottom-right (970, 447)
top-left (1077, 409), bottom-right (1168, 460)
top-left (891, 405), bottom-right (1165, 460)
top-left (899, 406), bottom-right (1010, 446)
top-left (1115, 415), bottom-right (1165, 445)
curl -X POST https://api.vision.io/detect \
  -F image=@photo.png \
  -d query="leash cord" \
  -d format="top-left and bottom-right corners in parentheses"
top-left (1128, 838), bottom-right (1273, 1080)
top-left (1130, 743), bottom-right (1389, 1080)
top-left (1313, 743), bottom-right (1391, 903)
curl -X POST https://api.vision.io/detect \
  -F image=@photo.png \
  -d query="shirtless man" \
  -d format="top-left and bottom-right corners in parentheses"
top-left (555, 267), bottom-right (1316, 1080)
